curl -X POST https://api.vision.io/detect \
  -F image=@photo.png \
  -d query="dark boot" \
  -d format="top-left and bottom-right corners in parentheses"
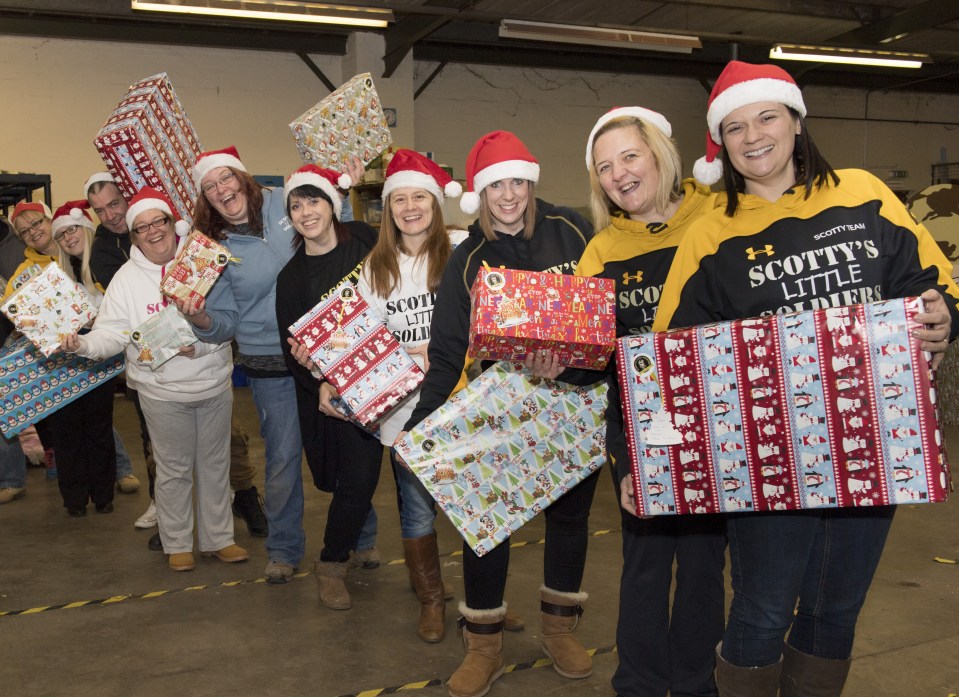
top-left (447, 604), bottom-right (506, 697)
top-left (780, 643), bottom-right (851, 697)
top-left (404, 533), bottom-right (446, 643)
top-left (540, 586), bottom-right (591, 679)
top-left (715, 646), bottom-right (781, 697)
top-left (232, 486), bottom-right (268, 537)
top-left (314, 560), bottom-right (351, 610)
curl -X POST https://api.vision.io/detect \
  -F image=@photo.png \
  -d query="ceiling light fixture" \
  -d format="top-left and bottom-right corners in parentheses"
top-left (132, 0), bottom-right (394, 28)
top-left (770, 43), bottom-right (929, 69)
top-left (499, 19), bottom-right (701, 55)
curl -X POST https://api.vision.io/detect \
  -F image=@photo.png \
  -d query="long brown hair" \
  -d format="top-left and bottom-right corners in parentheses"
top-left (477, 181), bottom-right (537, 241)
top-left (365, 193), bottom-right (451, 297)
top-left (192, 168), bottom-right (265, 240)
top-left (285, 185), bottom-right (350, 251)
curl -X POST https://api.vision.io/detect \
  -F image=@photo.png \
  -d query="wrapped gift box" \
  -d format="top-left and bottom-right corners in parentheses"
top-left (94, 72), bottom-right (202, 226)
top-left (2, 264), bottom-right (98, 357)
top-left (0, 336), bottom-right (125, 437)
top-left (468, 267), bottom-right (616, 369)
top-left (395, 362), bottom-right (607, 556)
top-left (130, 304), bottom-right (198, 370)
top-left (290, 72), bottom-right (393, 168)
top-left (618, 297), bottom-right (951, 516)
top-left (160, 231), bottom-right (230, 303)
top-left (289, 282), bottom-right (423, 427)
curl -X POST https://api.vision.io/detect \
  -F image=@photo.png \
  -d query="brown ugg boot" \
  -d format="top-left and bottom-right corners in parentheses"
top-left (446, 603), bottom-right (507, 697)
top-left (314, 560), bottom-right (351, 610)
top-left (540, 586), bottom-right (591, 678)
top-left (715, 645), bottom-right (782, 697)
top-left (780, 643), bottom-right (851, 697)
top-left (404, 532), bottom-right (446, 643)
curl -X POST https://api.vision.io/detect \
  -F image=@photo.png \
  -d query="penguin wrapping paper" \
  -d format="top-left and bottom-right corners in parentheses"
top-left (0, 336), bottom-right (125, 437)
top-left (159, 231), bottom-right (230, 304)
top-left (290, 72), bottom-right (393, 169)
top-left (94, 72), bottom-right (202, 227)
top-left (2, 263), bottom-right (98, 358)
top-left (394, 362), bottom-right (607, 556)
top-left (468, 267), bottom-right (616, 370)
top-left (618, 297), bottom-right (951, 516)
top-left (289, 281), bottom-right (423, 427)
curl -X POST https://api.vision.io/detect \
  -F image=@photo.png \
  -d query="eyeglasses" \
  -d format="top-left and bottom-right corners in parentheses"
top-left (15, 219), bottom-right (45, 238)
top-left (201, 171), bottom-right (237, 195)
top-left (132, 216), bottom-right (170, 236)
top-left (53, 225), bottom-right (83, 242)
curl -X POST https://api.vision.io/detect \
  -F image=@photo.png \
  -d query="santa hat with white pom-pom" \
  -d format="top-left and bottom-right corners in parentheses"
top-left (693, 60), bottom-right (806, 186)
top-left (381, 149), bottom-right (462, 203)
top-left (126, 187), bottom-right (191, 237)
top-left (51, 200), bottom-right (97, 237)
top-left (284, 164), bottom-right (352, 220)
top-left (192, 145), bottom-right (248, 188)
top-left (460, 131), bottom-right (539, 216)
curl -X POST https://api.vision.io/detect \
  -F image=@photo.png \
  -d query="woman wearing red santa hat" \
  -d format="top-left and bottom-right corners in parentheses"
top-left (4, 201), bottom-right (65, 299)
top-left (274, 164), bottom-right (383, 610)
top-left (63, 188), bottom-right (245, 571)
top-left (654, 60), bottom-right (959, 696)
top-left (401, 131), bottom-right (595, 697)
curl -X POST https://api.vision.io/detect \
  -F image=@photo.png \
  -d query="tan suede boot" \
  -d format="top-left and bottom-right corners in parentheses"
top-left (447, 603), bottom-right (507, 697)
top-left (715, 645), bottom-right (782, 697)
top-left (314, 560), bottom-right (351, 610)
top-left (404, 532), bottom-right (446, 643)
top-left (540, 586), bottom-right (592, 679)
top-left (780, 643), bottom-right (851, 697)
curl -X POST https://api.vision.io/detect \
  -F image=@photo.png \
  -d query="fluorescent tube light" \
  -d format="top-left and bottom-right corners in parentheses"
top-left (132, 0), bottom-right (393, 28)
top-left (499, 19), bottom-right (701, 55)
top-left (770, 44), bottom-right (928, 69)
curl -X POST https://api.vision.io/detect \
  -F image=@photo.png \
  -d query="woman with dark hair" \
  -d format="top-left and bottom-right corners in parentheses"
top-left (402, 131), bottom-right (594, 697)
top-left (275, 164), bottom-right (383, 610)
top-left (654, 61), bottom-right (959, 696)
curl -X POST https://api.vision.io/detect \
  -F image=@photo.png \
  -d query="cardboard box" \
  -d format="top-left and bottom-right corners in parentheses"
top-left (618, 297), bottom-right (951, 515)
top-left (0, 336), bottom-right (125, 437)
top-left (395, 362), bottom-right (607, 556)
top-left (290, 72), bottom-right (393, 168)
top-left (159, 231), bottom-right (230, 304)
top-left (94, 72), bottom-right (202, 226)
top-left (2, 264), bottom-right (98, 357)
top-left (468, 267), bottom-right (616, 369)
top-left (289, 282), bottom-right (422, 426)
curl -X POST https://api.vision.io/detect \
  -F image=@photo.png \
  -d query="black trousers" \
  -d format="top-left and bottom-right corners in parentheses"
top-left (463, 467), bottom-right (602, 609)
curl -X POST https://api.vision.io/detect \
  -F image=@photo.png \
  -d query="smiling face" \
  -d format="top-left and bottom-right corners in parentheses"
top-left (389, 187), bottom-right (435, 240)
top-left (88, 183), bottom-right (129, 235)
top-left (55, 224), bottom-right (87, 258)
top-left (201, 166), bottom-right (249, 225)
top-left (483, 178), bottom-right (529, 235)
top-left (289, 193), bottom-right (336, 255)
top-left (593, 125), bottom-right (663, 222)
top-left (131, 208), bottom-right (178, 265)
top-left (13, 211), bottom-right (57, 256)
top-left (720, 101), bottom-right (801, 200)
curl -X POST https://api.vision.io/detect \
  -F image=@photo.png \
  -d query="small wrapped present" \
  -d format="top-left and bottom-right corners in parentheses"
top-left (289, 282), bottom-right (423, 426)
top-left (290, 72), bottom-right (393, 168)
top-left (2, 264), bottom-right (98, 357)
top-left (130, 304), bottom-right (198, 370)
top-left (468, 267), bottom-right (616, 369)
top-left (0, 336), bottom-right (125, 437)
top-left (395, 362), bottom-right (607, 556)
top-left (618, 297), bottom-right (951, 516)
top-left (94, 72), bottom-right (203, 226)
top-left (160, 231), bottom-right (230, 304)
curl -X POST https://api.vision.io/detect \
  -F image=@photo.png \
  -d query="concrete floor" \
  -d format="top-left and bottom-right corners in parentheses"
top-left (1, 387), bottom-right (957, 697)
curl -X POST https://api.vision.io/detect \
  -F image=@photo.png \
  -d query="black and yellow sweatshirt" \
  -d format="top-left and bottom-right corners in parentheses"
top-left (404, 198), bottom-right (592, 430)
top-left (653, 169), bottom-right (959, 336)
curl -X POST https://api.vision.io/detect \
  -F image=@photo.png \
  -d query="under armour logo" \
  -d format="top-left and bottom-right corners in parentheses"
top-left (622, 271), bottom-right (644, 285)
top-left (746, 245), bottom-right (775, 260)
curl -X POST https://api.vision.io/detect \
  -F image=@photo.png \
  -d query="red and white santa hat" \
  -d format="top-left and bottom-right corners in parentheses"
top-left (82, 172), bottom-right (118, 198)
top-left (693, 60), bottom-right (806, 185)
top-left (460, 131), bottom-right (539, 215)
top-left (585, 107), bottom-right (673, 170)
top-left (125, 187), bottom-right (191, 236)
top-left (192, 145), bottom-right (248, 188)
top-left (51, 200), bottom-right (96, 237)
top-left (10, 201), bottom-right (53, 225)
top-left (381, 149), bottom-right (462, 202)
top-left (284, 164), bottom-right (352, 220)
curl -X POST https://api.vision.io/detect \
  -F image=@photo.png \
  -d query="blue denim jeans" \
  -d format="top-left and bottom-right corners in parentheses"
top-left (722, 506), bottom-right (896, 667)
top-left (0, 434), bottom-right (25, 489)
top-left (390, 448), bottom-right (437, 539)
top-left (249, 376), bottom-right (305, 568)
top-left (113, 427), bottom-right (134, 479)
